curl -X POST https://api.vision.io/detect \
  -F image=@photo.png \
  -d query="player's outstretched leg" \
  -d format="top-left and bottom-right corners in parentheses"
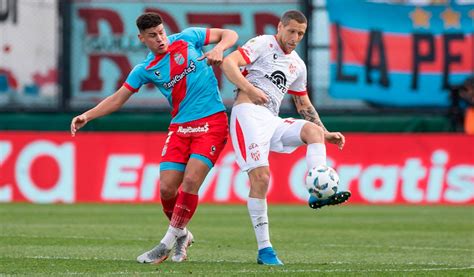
top-left (172, 230), bottom-right (194, 262)
top-left (257, 247), bottom-right (284, 266)
top-left (136, 243), bottom-right (172, 264)
top-left (308, 191), bottom-right (351, 210)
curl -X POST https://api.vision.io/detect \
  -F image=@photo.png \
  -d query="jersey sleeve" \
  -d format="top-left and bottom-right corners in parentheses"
top-left (180, 27), bottom-right (210, 49)
top-left (123, 65), bottom-right (148, 93)
top-left (238, 36), bottom-right (267, 65)
top-left (288, 62), bottom-right (307, 96)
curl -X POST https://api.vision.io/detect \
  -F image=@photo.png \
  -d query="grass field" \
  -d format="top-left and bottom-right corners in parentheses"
top-left (0, 204), bottom-right (473, 276)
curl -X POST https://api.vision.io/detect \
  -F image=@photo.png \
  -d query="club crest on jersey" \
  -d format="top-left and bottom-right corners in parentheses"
top-left (173, 53), bottom-right (185, 65)
top-left (289, 63), bottom-right (296, 74)
top-left (264, 70), bottom-right (287, 93)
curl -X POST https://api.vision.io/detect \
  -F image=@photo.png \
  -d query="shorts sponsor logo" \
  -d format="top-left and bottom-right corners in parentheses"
top-left (177, 123), bottom-right (209, 134)
top-left (248, 143), bottom-right (258, 150)
top-left (251, 150), bottom-right (260, 161)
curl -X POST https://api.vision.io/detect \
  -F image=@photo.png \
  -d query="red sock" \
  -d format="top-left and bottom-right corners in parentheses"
top-left (170, 191), bottom-right (198, 229)
top-left (161, 192), bottom-right (179, 221)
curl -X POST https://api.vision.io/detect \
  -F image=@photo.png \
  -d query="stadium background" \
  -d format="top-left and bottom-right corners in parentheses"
top-left (1, 1), bottom-right (473, 275)
top-left (1, 0), bottom-right (472, 204)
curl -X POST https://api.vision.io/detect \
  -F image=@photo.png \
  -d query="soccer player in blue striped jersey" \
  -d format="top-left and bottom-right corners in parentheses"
top-left (70, 12), bottom-right (238, 264)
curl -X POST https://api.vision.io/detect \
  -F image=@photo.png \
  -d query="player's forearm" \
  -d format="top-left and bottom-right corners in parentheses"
top-left (297, 105), bottom-right (328, 132)
top-left (82, 95), bottom-right (123, 122)
top-left (213, 30), bottom-right (238, 52)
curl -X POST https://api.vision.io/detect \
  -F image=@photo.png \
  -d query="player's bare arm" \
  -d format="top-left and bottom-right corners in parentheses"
top-left (292, 94), bottom-right (345, 150)
top-left (221, 51), bottom-right (268, 105)
top-left (198, 28), bottom-right (238, 66)
top-left (70, 86), bottom-right (134, 137)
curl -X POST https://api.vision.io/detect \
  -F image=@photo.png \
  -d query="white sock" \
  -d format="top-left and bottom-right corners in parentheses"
top-left (306, 143), bottom-right (326, 170)
top-left (160, 225), bottom-right (186, 249)
top-left (247, 197), bottom-right (272, 250)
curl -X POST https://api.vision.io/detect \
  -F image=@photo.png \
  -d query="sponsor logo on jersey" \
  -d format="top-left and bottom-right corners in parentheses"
top-left (163, 60), bottom-right (196, 89)
top-left (264, 70), bottom-right (287, 93)
top-left (273, 54), bottom-right (278, 60)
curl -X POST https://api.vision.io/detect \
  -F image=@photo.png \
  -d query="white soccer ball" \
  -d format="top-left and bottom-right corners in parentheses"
top-left (305, 165), bottom-right (339, 200)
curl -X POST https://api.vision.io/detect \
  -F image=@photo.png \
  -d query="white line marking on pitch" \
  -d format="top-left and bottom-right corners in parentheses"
top-left (26, 266), bottom-right (474, 276)
top-left (322, 243), bottom-right (472, 252)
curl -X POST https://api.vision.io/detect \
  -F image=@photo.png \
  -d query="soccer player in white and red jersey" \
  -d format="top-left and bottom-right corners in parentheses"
top-left (221, 10), bottom-right (350, 265)
top-left (70, 12), bottom-right (238, 265)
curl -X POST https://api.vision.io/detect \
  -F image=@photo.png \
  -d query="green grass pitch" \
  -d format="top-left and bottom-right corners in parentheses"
top-left (0, 203), bottom-right (473, 276)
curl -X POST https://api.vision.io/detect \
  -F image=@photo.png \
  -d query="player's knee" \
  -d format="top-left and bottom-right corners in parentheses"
top-left (250, 169), bottom-right (271, 186)
top-left (249, 170), bottom-right (270, 197)
top-left (181, 174), bottom-right (201, 191)
top-left (301, 123), bottom-right (324, 144)
top-left (257, 171), bottom-right (271, 185)
top-left (160, 184), bottom-right (178, 199)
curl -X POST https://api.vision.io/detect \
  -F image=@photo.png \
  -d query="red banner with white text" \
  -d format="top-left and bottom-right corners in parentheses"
top-left (0, 132), bottom-right (473, 204)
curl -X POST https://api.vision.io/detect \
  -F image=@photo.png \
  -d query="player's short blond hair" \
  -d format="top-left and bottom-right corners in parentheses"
top-left (281, 10), bottom-right (307, 26)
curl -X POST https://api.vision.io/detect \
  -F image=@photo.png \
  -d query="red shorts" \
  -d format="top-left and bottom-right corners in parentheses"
top-left (161, 112), bottom-right (228, 170)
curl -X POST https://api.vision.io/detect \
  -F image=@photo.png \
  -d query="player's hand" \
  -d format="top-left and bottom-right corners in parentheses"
top-left (245, 86), bottom-right (268, 105)
top-left (324, 132), bottom-right (345, 150)
top-left (70, 114), bottom-right (88, 137)
top-left (197, 46), bottom-right (224, 66)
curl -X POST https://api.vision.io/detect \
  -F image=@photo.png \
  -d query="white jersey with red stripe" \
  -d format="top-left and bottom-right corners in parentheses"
top-left (238, 35), bottom-right (307, 116)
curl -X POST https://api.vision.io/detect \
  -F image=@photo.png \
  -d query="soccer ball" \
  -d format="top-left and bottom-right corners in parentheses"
top-left (305, 165), bottom-right (339, 200)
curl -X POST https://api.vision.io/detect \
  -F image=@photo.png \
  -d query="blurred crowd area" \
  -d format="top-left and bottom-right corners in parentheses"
top-left (0, 0), bottom-right (473, 133)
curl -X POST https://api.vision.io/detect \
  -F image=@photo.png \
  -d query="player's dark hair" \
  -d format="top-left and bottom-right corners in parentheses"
top-left (281, 10), bottom-right (307, 25)
top-left (136, 12), bottom-right (163, 32)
